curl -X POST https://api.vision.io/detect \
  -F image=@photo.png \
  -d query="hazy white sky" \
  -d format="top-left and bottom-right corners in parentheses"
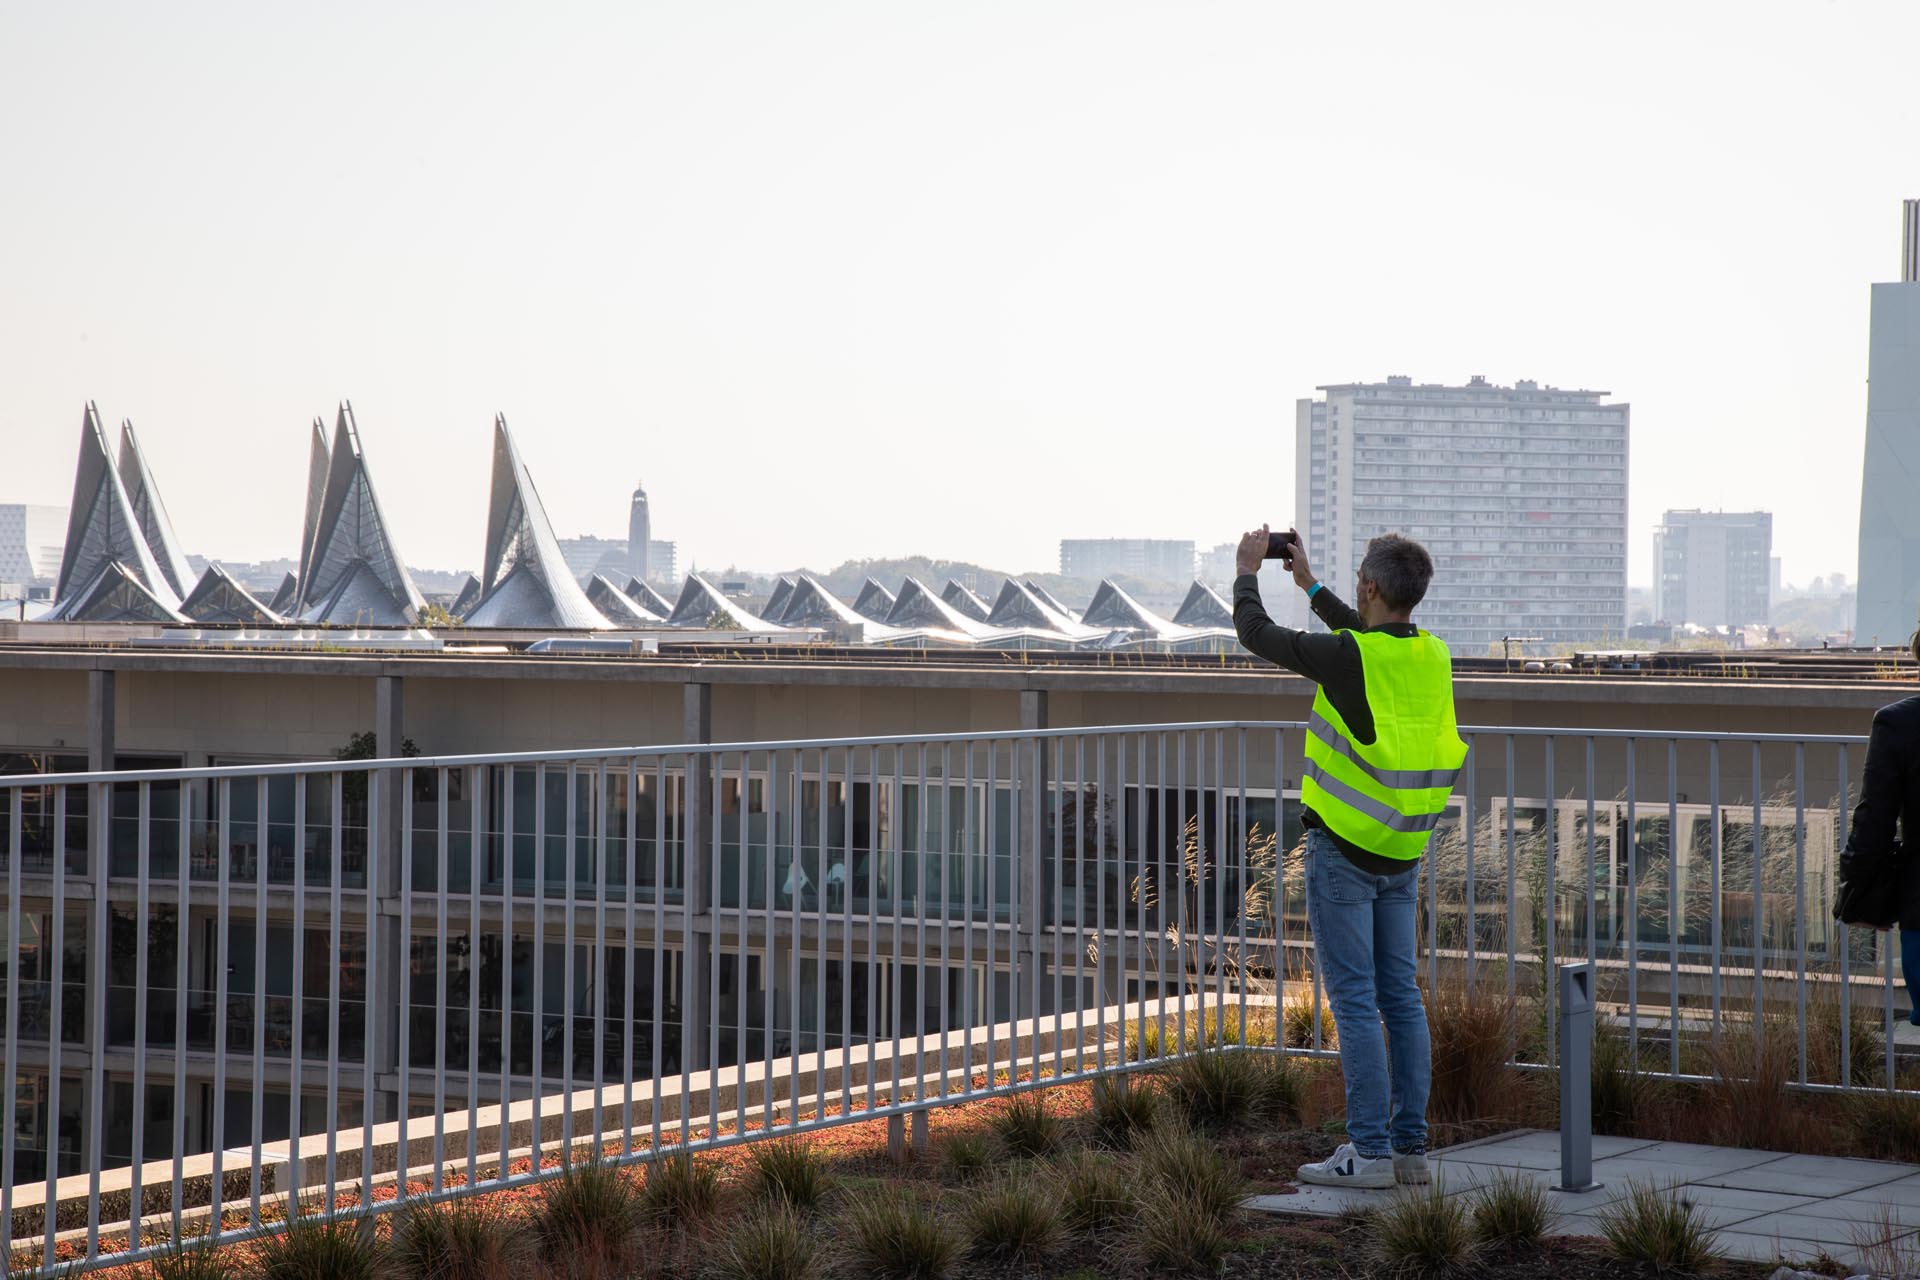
top-left (2, 1), bottom-right (1913, 586)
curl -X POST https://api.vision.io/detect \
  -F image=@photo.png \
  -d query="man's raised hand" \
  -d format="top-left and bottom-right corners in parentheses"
top-left (1235, 524), bottom-right (1270, 577)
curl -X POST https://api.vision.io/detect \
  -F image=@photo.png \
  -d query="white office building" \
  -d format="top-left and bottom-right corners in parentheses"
top-left (1058, 538), bottom-right (1195, 583)
top-left (1654, 510), bottom-right (1773, 629)
top-left (1294, 375), bottom-right (1630, 650)
top-left (0, 503), bottom-right (68, 587)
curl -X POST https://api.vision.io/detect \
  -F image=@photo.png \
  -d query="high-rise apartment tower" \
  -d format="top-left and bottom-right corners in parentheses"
top-left (1855, 200), bottom-right (1920, 646)
top-left (1294, 376), bottom-right (1630, 650)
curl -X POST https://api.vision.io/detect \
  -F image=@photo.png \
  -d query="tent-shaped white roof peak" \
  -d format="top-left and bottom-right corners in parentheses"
top-left (665, 575), bottom-right (785, 632)
top-left (762, 576), bottom-right (799, 625)
top-left (296, 417), bottom-right (332, 598)
top-left (48, 403), bottom-right (184, 619)
top-left (624, 578), bottom-right (675, 617)
top-left (296, 402), bottom-right (426, 625)
top-left (885, 577), bottom-right (998, 637)
top-left (1172, 581), bottom-right (1234, 629)
top-left (1080, 579), bottom-right (1190, 640)
top-left (941, 579), bottom-right (991, 623)
top-left (465, 415), bottom-right (611, 630)
top-left (850, 578), bottom-right (896, 623)
top-left (180, 564), bottom-right (283, 626)
top-left (586, 573), bottom-right (666, 625)
top-left (117, 419), bottom-right (195, 601)
top-left (985, 578), bottom-right (1101, 639)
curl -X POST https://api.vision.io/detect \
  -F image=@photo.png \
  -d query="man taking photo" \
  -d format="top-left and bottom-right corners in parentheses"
top-left (1232, 524), bottom-right (1468, 1189)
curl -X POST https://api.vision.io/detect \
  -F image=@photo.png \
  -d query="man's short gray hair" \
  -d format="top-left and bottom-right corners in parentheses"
top-left (1360, 533), bottom-right (1435, 611)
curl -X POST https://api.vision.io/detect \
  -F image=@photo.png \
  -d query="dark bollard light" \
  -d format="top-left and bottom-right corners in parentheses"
top-left (1558, 963), bottom-right (1602, 1193)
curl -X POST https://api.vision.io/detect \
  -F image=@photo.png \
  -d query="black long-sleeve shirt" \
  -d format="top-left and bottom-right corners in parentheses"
top-left (1846, 695), bottom-right (1920, 929)
top-left (1232, 572), bottom-right (1419, 875)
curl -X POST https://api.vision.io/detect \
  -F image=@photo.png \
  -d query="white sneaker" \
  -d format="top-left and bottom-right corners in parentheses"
top-left (1393, 1149), bottom-right (1431, 1185)
top-left (1298, 1142), bottom-right (1396, 1190)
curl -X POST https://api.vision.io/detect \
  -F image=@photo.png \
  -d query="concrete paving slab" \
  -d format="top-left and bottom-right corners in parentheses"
top-left (1830, 1174), bottom-right (1920, 1210)
top-left (1738, 1210), bottom-right (1917, 1248)
top-left (1245, 1185), bottom-right (1393, 1217)
top-left (1601, 1140), bottom-right (1785, 1177)
top-left (1692, 1153), bottom-right (1916, 1198)
top-left (1465, 1129), bottom-right (1660, 1159)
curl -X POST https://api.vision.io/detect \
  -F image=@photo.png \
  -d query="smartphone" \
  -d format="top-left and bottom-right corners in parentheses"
top-left (1264, 530), bottom-right (1297, 565)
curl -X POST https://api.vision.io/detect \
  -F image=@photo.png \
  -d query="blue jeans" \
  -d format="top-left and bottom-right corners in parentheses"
top-left (1305, 828), bottom-right (1430, 1158)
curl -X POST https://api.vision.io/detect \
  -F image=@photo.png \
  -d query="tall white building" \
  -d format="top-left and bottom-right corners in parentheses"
top-left (0, 503), bottom-right (67, 585)
top-left (1653, 509), bottom-right (1773, 628)
top-left (1855, 200), bottom-right (1920, 646)
top-left (1294, 375), bottom-right (1629, 650)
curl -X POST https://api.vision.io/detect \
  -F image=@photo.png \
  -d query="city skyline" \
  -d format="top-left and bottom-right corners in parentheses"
top-left (2, 3), bottom-right (1915, 590)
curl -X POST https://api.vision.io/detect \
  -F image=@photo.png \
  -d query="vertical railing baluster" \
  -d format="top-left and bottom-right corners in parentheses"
top-left (362, 765), bottom-right (380, 1218)
top-left (399, 771), bottom-right (415, 1211)
top-left (594, 761), bottom-right (610, 1162)
top-left (1505, 736), bottom-right (1517, 1013)
top-left (207, 780), bottom-right (226, 1251)
top-left (916, 744), bottom-right (930, 1105)
top-left (325, 773), bottom-right (341, 1215)
top-left (499, 768), bottom-right (515, 1183)
top-left (891, 747), bottom-right (904, 1109)
top-left (1234, 729), bottom-right (1246, 1048)
top-left (841, 748), bottom-right (854, 1117)
top-left (963, 742), bottom-right (976, 1096)
top-left (820, 749), bottom-right (833, 1114)
top-left (289, 775), bottom-right (305, 1214)
top-left (1752, 743), bottom-right (1765, 1032)
top-left (531, 764), bottom-right (545, 1176)
top-left (1625, 740), bottom-right (1638, 1065)
top-left (434, 768), bottom-right (449, 1195)
top-left (1794, 744), bottom-right (1808, 1087)
top-left (1667, 740), bottom-right (1681, 1077)
top-left (623, 760), bottom-right (639, 1159)
top-left (175, 776), bottom-right (193, 1236)
top-left (708, 749), bottom-right (722, 1141)
top-left (1096, 735), bottom-right (1108, 1070)
top-left (562, 763), bottom-right (578, 1165)
top-left (1052, 736), bottom-right (1064, 1080)
top-left (1176, 731), bottom-right (1188, 1053)
top-left (765, 750), bottom-right (778, 1132)
top-left (1545, 737), bottom-right (1556, 1063)
top-left (250, 775), bottom-right (268, 1229)
top-left (1465, 736), bottom-right (1477, 987)
top-left (132, 780), bottom-right (153, 1250)
top-left (1839, 742), bottom-right (1853, 1102)
top-left (1081, 734), bottom-right (1094, 1076)
top-left (651, 757), bottom-right (666, 1155)
top-left (1156, 732), bottom-right (1168, 1059)
top-left (468, 764), bottom-right (483, 1185)
top-left (732, 751), bottom-right (747, 1132)
top-left (1709, 741), bottom-right (1722, 1048)
top-left (88, 776), bottom-right (109, 1261)
top-left (3, 781), bottom-right (21, 1263)
top-left (789, 750), bottom-right (803, 1132)
top-left (1585, 737), bottom-right (1597, 974)
top-left (928, 745), bottom-right (946, 1101)
top-left (868, 746), bottom-right (881, 1115)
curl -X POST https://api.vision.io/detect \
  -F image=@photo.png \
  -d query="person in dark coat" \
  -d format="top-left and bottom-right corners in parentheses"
top-left (1846, 629), bottom-right (1920, 1022)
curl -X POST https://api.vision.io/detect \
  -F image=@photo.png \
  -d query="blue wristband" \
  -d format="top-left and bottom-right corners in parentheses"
top-left (1307, 582), bottom-right (1323, 600)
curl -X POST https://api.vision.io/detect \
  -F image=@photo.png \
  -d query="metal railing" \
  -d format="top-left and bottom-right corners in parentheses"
top-left (0, 718), bottom-right (1885, 1271)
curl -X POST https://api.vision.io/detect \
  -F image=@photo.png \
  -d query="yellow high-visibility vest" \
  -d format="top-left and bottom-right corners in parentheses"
top-left (1301, 629), bottom-right (1468, 860)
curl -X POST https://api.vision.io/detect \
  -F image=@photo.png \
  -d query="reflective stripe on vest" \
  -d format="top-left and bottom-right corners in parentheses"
top-left (1300, 628), bottom-right (1468, 860)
